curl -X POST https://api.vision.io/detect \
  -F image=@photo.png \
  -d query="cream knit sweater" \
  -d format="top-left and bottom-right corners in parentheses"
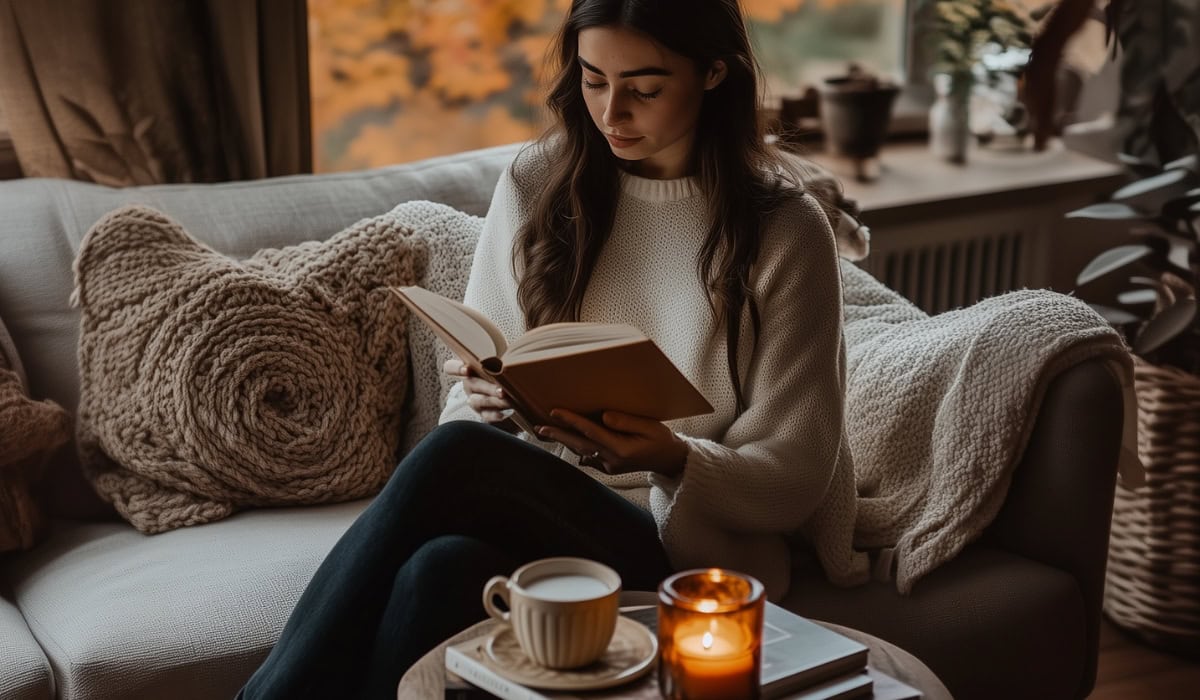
top-left (440, 146), bottom-right (867, 598)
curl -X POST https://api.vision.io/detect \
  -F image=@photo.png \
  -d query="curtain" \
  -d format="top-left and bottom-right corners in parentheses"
top-left (0, 0), bottom-right (310, 185)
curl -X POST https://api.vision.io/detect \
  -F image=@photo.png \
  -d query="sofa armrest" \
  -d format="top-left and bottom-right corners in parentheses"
top-left (981, 357), bottom-right (1124, 698)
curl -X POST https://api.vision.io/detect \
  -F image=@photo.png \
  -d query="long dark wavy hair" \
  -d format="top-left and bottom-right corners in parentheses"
top-left (514, 0), bottom-right (832, 413)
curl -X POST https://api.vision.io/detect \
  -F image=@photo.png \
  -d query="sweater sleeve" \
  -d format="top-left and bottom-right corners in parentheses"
top-left (649, 194), bottom-right (855, 588)
top-left (438, 161), bottom-right (532, 426)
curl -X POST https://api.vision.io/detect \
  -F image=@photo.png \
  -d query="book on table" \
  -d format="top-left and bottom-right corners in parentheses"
top-left (443, 601), bottom-right (924, 700)
top-left (390, 286), bottom-right (713, 435)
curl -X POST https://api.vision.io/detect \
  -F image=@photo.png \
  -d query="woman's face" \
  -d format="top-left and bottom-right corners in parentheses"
top-left (577, 25), bottom-right (724, 179)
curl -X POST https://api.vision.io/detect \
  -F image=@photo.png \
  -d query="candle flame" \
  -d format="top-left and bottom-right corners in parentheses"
top-left (698, 599), bottom-right (719, 613)
top-left (702, 631), bottom-right (714, 650)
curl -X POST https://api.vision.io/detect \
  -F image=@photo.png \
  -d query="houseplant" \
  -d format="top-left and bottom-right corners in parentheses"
top-left (925, 0), bottom-right (1033, 162)
top-left (1070, 152), bottom-right (1200, 659)
top-left (1035, 0), bottom-right (1200, 658)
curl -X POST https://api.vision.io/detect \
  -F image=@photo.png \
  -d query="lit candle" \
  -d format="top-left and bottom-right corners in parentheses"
top-left (674, 616), bottom-right (757, 699)
top-left (658, 569), bottom-right (765, 700)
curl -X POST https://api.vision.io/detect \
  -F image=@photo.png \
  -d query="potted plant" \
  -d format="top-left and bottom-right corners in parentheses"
top-left (1071, 156), bottom-right (1200, 373)
top-left (816, 64), bottom-right (900, 183)
top-left (924, 0), bottom-right (1033, 163)
top-left (1031, 0), bottom-right (1200, 657)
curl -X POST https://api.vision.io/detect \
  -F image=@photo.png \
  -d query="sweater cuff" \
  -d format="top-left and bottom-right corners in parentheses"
top-left (649, 434), bottom-right (730, 512)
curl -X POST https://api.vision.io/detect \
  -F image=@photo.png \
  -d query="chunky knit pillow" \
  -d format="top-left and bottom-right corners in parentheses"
top-left (1, 316), bottom-right (71, 552)
top-left (73, 204), bottom-right (421, 534)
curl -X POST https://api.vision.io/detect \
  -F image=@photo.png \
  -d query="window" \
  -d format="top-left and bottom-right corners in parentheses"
top-left (751, 0), bottom-right (905, 103)
top-left (309, 1), bottom-right (1048, 172)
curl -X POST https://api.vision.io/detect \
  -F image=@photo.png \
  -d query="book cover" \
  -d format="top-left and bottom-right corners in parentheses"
top-left (391, 285), bottom-right (713, 429)
top-left (444, 603), bottom-right (879, 700)
top-left (444, 663), bottom-right (874, 700)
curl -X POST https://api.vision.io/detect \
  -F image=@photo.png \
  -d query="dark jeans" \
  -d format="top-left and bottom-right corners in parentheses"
top-left (239, 421), bottom-right (672, 700)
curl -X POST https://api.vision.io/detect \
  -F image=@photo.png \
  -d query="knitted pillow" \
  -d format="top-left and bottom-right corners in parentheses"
top-left (388, 202), bottom-right (484, 455)
top-left (73, 204), bottom-right (421, 534)
top-left (1, 316), bottom-right (71, 553)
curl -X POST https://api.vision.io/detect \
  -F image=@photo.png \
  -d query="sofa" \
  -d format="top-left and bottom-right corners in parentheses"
top-left (0, 142), bottom-right (1125, 699)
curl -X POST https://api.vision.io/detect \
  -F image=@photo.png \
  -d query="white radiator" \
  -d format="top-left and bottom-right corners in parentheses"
top-left (858, 222), bottom-right (1044, 315)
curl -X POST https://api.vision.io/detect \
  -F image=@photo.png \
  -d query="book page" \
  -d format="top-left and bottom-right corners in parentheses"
top-left (506, 322), bottom-right (642, 359)
top-left (394, 286), bottom-right (507, 360)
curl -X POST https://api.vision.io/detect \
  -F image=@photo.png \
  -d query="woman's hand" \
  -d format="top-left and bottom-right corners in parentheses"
top-left (443, 359), bottom-right (516, 430)
top-left (535, 409), bottom-right (688, 478)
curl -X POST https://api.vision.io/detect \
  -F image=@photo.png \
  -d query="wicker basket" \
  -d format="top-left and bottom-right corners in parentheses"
top-left (1104, 356), bottom-right (1200, 658)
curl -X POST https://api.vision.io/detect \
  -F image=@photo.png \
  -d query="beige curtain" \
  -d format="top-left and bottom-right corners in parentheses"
top-left (0, 0), bottom-right (310, 185)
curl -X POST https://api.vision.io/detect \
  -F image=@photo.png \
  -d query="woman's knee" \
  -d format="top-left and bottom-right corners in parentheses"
top-left (407, 421), bottom-right (511, 468)
top-left (381, 421), bottom-right (506, 497)
top-left (403, 535), bottom-right (516, 600)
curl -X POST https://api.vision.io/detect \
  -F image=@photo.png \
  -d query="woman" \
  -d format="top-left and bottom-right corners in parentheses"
top-left (241, 1), bottom-right (865, 697)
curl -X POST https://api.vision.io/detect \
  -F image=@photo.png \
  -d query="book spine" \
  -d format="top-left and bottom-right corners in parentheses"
top-left (446, 669), bottom-right (499, 699)
top-left (445, 647), bottom-right (547, 700)
top-left (487, 373), bottom-right (549, 432)
top-left (468, 364), bottom-right (541, 434)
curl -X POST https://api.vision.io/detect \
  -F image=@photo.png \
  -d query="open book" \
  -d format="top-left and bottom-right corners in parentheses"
top-left (391, 286), bottom-right (713, 433)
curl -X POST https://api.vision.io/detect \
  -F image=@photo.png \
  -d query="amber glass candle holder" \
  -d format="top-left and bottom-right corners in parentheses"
top-left (657, 568), bottom-right (765, 700)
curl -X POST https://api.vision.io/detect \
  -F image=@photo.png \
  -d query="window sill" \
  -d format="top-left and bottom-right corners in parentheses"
top-left (807, 139), bottom-right (1125, 223)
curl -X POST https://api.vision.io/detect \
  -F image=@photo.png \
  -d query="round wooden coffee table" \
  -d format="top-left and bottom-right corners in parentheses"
top-left (397, 594), bottom-right (951, 699)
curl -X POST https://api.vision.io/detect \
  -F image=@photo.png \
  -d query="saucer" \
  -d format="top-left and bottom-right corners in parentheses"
top-left (482, 616), bottom-right (657, 691)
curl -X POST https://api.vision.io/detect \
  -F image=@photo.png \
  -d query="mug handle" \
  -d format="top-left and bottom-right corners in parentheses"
top-left (482, 576), bottom-right (511, 624)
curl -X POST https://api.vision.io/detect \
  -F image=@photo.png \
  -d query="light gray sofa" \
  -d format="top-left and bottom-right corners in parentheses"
top-left (0, 143), bottom-right (1124, 699)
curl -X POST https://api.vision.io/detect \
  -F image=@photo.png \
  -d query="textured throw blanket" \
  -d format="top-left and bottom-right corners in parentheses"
top-left (839, 260), bottom-right (1138, 593)
top-left (73, 204), bottom-right (430, 533)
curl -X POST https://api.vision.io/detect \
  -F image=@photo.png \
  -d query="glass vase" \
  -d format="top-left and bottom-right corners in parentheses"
top-left (929, 71), bottom-right (973, 164)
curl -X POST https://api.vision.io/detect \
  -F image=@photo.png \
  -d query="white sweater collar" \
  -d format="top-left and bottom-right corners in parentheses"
top-left (619, 171), bottom-right (700, 202)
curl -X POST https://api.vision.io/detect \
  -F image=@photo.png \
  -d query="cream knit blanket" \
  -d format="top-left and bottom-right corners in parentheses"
top-left (840, 260), bottom-right (1139, 593)
top-left (73, 204), bottom-right (425, 533)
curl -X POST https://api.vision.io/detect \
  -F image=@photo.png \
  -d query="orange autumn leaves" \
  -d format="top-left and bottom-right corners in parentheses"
top-left (309, 0), bottom-right (876, 172)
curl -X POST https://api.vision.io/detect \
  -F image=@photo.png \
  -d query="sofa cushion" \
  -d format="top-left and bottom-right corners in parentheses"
top-left (0, 594), bottom-right (52, 700)
top-left (0, 142), bottom-right (522, 520)
top-left (3, 500), bottom-right (368, 700)
top-left (784, 546), bottom-right (1085, 700)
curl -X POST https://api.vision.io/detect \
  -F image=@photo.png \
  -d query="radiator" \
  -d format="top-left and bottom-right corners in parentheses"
top-left (858, 227), bottom-right (1038, 315)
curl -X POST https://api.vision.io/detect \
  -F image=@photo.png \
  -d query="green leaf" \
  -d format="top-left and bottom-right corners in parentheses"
top-left (1090, 303), bottom-right (1143, 326)
top-left (1135, 298), bottom-right (1198, 354)
top-left (1111, 168), bottom-right (1193, 203)
top-left (1118, 288), bottom-right (1160, 305)
top-left (1076, 244), bottom-right (1155, 286)
top-left (1065, 202), bottom-right (1149, 220)
top-left (1164, 154), bottom-right (1198, 172)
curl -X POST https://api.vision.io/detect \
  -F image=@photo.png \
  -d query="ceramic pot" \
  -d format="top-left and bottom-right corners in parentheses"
top-left (817, 76), bottom-right (900, 181)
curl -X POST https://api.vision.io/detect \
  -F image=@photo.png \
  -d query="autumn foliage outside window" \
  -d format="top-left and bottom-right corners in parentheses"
top-left (309, 0), bottom-right (907, 172)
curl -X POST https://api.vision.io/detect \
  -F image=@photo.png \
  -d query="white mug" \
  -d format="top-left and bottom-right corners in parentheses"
top-left (482, 557), bottom-right (622, 668)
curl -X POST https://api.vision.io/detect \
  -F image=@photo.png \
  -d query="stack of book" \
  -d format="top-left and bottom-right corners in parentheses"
top-left (444, 601), bottom-right (922, 699)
